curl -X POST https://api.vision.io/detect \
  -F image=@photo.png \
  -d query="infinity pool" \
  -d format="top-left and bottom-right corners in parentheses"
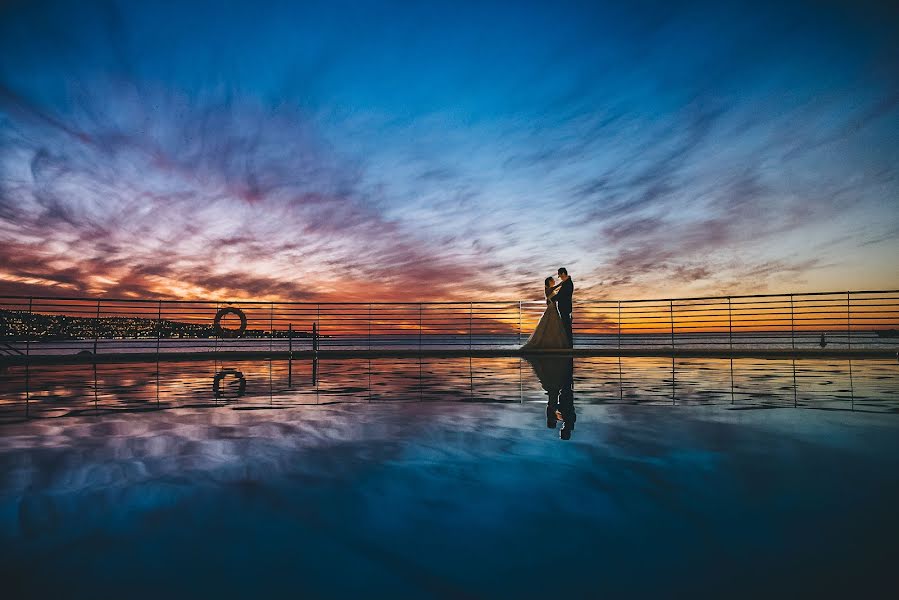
top-left (1, 356), bottom-right (898, 597)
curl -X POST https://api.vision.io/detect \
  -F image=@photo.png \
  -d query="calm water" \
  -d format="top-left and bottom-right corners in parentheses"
top-left (1, 356), bottom-right (898, 597)
top-left (2, 355), bottom-right (898, 420)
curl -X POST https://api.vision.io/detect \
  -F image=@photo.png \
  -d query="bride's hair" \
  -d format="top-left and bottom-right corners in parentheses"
top-left (544, 276), bottom-right (554, 288)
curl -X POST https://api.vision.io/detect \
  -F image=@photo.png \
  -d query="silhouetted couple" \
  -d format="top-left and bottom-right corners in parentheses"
top-left (527, 355), bottom-right (576, 440)
top-left (521, 267), bottom-right (574, 350)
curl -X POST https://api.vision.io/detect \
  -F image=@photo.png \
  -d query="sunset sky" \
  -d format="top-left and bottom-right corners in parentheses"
top-left (1, 0), bottom-right (897, 303)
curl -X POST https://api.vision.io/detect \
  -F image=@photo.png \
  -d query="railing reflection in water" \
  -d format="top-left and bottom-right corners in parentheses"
top-left (1, 355), bottom-right (897, 424)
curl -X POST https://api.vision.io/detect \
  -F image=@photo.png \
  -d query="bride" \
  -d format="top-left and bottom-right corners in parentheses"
top-left (521, 277), bottom-right (570, 350)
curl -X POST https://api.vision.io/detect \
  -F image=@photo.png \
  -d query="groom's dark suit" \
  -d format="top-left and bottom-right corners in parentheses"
top-left (555, 278), bottom-right (574, 347)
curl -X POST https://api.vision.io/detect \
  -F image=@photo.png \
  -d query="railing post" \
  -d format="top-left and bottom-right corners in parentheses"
top-left (155, 300), bottom-right (162, 360)
top-left (418, 303), bottom-right (423, 351)
top-left (468, 302), bottom-right (474, 350)
top-left (727, 297), bottom-right (733, 351)
top-left (212, 301), bottom-right (220, 354)
top-left (617, 301), bottom-right (622, 352)
top-left (368, 304), bottom-right (372, 351)
top-left (26, 297), bottom-right (32, 360)
top-left (288, 323), bottom-right (293, 358)
top-left (312, 322), bottom-right (318, 354)
top-left (846, 291), bottom-right (851, 350)
top-left (790, 295), bottom-right (795, 351)
top-left (728, 297), bottom-right (734, 403)
top-left (518, 301), bottom-right (522, 344)
top-left (269, 302), bottom-right (274, 354)
top-left (93, 299), bottom-right (101, 356)
top-left (669, 300), bottom-right (675, 351)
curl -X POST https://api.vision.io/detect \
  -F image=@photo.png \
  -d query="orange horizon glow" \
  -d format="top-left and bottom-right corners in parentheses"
top-left (3, 291), bottom-right (897, 337)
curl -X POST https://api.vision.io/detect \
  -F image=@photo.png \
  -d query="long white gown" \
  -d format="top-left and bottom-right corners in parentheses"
top-left (521, 288), bottom-right (570, 350)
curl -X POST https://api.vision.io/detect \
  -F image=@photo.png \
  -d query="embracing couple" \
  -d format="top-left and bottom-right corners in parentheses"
top-left (521, 267), bottom-right (574, 351)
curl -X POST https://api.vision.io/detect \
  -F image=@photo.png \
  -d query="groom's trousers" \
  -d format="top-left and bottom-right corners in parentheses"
top-left (559, 310), bottom-right (573, 348)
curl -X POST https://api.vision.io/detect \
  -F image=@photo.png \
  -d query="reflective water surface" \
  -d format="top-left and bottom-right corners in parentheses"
top-left (2, 355), bottom-right (898, 421)
top-left (1, 356), bottom-right (898, 597)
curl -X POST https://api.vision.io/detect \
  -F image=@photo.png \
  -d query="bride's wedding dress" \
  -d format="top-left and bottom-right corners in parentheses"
top-left (521, 289), bottom-right (570, 350)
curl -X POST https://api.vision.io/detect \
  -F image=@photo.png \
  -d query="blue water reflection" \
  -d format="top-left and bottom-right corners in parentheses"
top-left (1, 356), bottom-right (898, 597)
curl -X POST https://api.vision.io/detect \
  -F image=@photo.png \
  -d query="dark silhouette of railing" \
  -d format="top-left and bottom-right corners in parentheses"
top-left (0, 289), bottom-right (897, 360)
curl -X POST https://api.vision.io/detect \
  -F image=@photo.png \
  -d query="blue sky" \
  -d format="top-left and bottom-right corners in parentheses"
top-left (0, 0), bottom-right (897, 301)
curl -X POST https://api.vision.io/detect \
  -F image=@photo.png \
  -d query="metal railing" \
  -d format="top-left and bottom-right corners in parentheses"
top-left (0, 289), bottom-right (897, 359)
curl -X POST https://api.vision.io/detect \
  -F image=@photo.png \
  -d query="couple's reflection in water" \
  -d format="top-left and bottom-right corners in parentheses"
top-left (526, 356), bottom-right (576, 440)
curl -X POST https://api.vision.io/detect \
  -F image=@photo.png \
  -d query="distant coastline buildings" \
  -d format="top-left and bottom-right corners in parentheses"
top-left (0, 310), bottom-right (312, 340)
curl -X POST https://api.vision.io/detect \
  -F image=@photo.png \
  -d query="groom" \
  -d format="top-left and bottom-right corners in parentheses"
top-left (555, 267), bottom-right (574, 348)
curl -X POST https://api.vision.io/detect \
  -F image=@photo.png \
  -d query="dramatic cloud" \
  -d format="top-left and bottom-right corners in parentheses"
top-left (0, 0), bottom-right (897, 302)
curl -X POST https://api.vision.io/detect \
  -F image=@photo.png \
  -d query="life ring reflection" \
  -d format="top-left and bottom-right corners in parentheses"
top-left (213, 368), bottom-right (247, 398)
